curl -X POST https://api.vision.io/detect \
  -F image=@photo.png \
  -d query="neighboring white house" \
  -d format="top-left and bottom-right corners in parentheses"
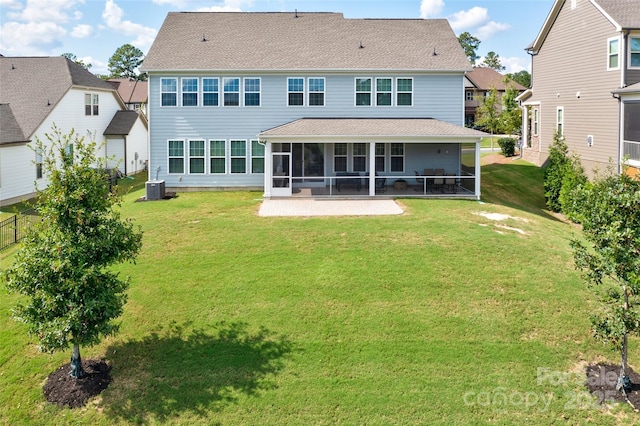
top-left (141, 12), bottom-right (486, 199)
top-left (0, 56), bottom-right (148, 206)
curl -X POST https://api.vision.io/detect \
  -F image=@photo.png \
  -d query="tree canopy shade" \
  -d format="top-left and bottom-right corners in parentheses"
top-left (457, 32), bottom-right (480, 65)
top-left (1, 125), bottom-right (142, 378)
top-left (108, 43), bottom-right (147, 81)
top-left (570, 171), bottom-right (640, 395)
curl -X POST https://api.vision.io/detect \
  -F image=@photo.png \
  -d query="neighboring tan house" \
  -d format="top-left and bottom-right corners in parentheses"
top-left (107, 78), bottom-right (148, 115)
top-left (141, 12), bottom-right (486, 199)
top-left (518, 0), bottom-right (640, 176)
top-left (0, 56), bottom-right (148, 206)
top-left (464, 67), bottom-right (526, 128)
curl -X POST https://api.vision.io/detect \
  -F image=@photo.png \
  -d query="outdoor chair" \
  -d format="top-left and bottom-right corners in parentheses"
top-left (414, 171), bottom-right (425, 192)
top-left (444, 174), bottom-right (456, 192)
top-left (375, 176), bottom-right (387, 193)
top-left (423, 168), bottom-right (435, 188)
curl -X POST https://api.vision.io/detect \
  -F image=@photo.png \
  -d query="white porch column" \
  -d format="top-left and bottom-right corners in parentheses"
top-left (263, 141), bottom-right (272, 198)
top-left (475, 140), bottom-right (481, 200)
top-left (369, 142), bottom-right (376, 196)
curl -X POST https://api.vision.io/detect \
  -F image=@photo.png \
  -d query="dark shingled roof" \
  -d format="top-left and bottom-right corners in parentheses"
top-left (466, 67), bottom-right (526, 91)
top-left (0, 56), bottom-right (115, 143)
top-left (142, 12), bottom-right (472, 72)
top-left (0, 104), bottom-right (29, 145)
top-left (103, 110), bottom-right (142, 135)
top-left (594, 0), bottom-right (640, 29)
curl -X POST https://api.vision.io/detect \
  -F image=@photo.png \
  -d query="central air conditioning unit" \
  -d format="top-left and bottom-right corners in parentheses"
top-left (145, 180), bottom-right (165, 200)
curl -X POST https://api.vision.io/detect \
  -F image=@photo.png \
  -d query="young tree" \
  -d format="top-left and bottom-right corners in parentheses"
top-left (1, 125), bottom-right (142, 378)
top-left (498, 81), bottom-right (522, 136)
top-left (570, 170), bottom-right (640, 395)
top-left (457, 32), bottom-right (481, 65)
top-left (61, 53), bottom-right (92, 70)
top-left (543, 131), bottom-right (569, 212)
top-left (108, 43), bottom-right (146, 81)
top-left (480, 51), bottom-right (505, 71)
top-left (474, 87), bottom-right (501, 149)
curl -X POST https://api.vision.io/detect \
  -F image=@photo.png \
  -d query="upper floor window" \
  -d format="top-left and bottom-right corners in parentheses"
top-left (244, 78), bottom-right (261, 106)
top-left (397, 78), bottom-right (413, 106)
top-left (161, 78), bottom-right (177, 106)
top-left (35, 148), bottom-right (43, 179)
top-left (309, 78), bottom-right (325, 106)
top-left (288, 78), bottom-right (304, 106)
top-left (84, 93), bottom-right (99, 115)
top-left (608, 37), bottom-right (620, 70)
top-left (203, 78), bottom-right (219, 106)
top-left (556, 107), bottom-right (564, 137)
top-left (182, 78), bottom-right (198, 106)
top-left (630, 37), bottom-right (640, 68)
top-left (466, 91), bottom-right (474, 101)
top-left (355, 78), bottom-right (372, 106)
top-left (376, 78), bottom-right (392, 106)
top-left (223, 78), bottom-right (240, 106)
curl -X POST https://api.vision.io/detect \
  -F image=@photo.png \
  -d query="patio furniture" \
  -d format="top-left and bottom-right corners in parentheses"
top-left (423, 168), bottom-right (435, 187)
top-left (445, 174), bottom-right (456, 192)
top-left (375, 176), bottom-right (387, 193)
top-left (336, 172), bottom-right (361, 191)
top-left (393, 179), bottom-right (407, 189)
top-left (414, 171), bottom-right (425, 192)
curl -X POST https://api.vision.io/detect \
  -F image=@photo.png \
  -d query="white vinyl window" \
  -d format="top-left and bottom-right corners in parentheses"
top-left (396, 78), bottom-right (413, 106)
top-left (334, 143), bottom-right (347, 172)
top-left (557, 107), bottom-right (564, 137)
top-left (355, 78), bottom-right (372, 106)
top-left (533, 108), bottom-right (539, 136)
top-left (223, 78), bottom-right (240, 106)
top-left (390, 143), bottom-right (404, 172)
top-left (608, 37), bottom-right (620, 70)
top-left (230, 140), bottom-right (246, 173)
top-left (209, 140), bottom-right (226, 174)
top-left (188, 139), bottom-right (205, 174)
top-left (308, 78), bottom-right (325, 106)
top-left (168, 139), bottom-right (185, 174)
top-left (203, 78), bottom-right (219, 106)
top-left (84, 93), bottom-right (99, 115)
top-left (244, 78), bottom-right (261, 106)
top-left (161, 78), bottom-right (177, 106)
top-left (288, 78), bottom-right (304, 106)
top-left (630, 37), bottom-right (640, 68)
top-left (251, 140), bottom-right (265, 173)
top-left (376, 78), bottom-right (392, 106)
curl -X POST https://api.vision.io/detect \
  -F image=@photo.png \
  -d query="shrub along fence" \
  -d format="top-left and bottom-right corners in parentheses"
top-left (0, 209), bottom-right (39, 252)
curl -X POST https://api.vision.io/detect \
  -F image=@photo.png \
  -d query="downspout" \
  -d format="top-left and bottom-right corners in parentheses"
top-left (613, 92), bottom-right (622, 174)
top-left (123, 135), bottom-right (128, 175)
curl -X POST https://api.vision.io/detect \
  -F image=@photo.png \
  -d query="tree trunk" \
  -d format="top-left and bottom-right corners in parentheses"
top-left (617, 286), bottom-right (632, 393)
top-left (69, 344), bottom-right (85, 378)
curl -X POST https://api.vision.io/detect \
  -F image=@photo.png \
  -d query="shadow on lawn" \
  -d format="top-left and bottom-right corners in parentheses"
top-left (102, 320), bottom-right (293, 424)
top-left (481, 161), bottom-right (563, 222)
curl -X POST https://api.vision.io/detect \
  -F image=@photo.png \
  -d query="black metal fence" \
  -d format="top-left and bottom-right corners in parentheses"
top-left (0, 209), bottom-right (39, 252)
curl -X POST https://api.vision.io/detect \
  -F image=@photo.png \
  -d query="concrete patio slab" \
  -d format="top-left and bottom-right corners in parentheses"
top-left (258, 199), bottom-right (404, 217)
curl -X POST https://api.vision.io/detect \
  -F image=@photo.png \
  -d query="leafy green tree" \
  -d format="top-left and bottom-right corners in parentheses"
top-left (570, 170), bottom-right (640, 395)
top-left (457, 32), bottom-right (481, 65)
top-left (498, 81), bottom-right (522, 136)
top-left (1, 125), bottom-right (142, 378)
top-left (474, 87), bottom-right (501, 148)
top-left (558, 152), bottom-right (587, 220)
top-left (480, 51), bottom-right (505, 71)
top-left (506, 70), bottom-right (531, 88)
top-left (108, 43), bottom-right (146, 81)
top-left (543, 131), bottom-right (569, 212)
top-left (61, 53), bottom-right (92, 70)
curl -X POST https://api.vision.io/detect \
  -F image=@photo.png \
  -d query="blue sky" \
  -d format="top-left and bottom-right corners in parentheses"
top-left (0, 0), bottom-right (555, 75)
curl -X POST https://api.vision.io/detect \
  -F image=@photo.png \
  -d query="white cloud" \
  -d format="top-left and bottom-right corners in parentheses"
top-left (419, 0), bottom-right (444, 18)
top-left (102, 0), bottom-right (158, 50)
top-left (8, 0), bottom-right (84, 24)
top-left (477, 21), bottom-right (511, 40)
top-left (448, 6), bottom-right (489, 31)
top-left (195, 0), bottom-right (253, 12)
top-left (0, 21), bottom-right (67, 55)
top-left (71, 24), bottom-right (92, 38)
top-left (0, 0), bottom-right (22, 10)
top-left (502, 56), bottom-right (531, 74)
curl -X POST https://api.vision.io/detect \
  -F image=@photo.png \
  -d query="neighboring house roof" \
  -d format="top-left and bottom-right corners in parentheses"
top-left (0, 56), bottom-right (116, 142)
top-left (528, 0), bottom-right (640, 52)
top-left (103, 110), bottom-right (147, 136)
top-left (107, 78), bottom-right (148, 104)
top-left (465, 67), bottom-right (526, 91)
top-left (259, 118), bottom-right (487, 139)
top-left (142, 12), bottom-right (472, 72)
top-left (0, 103), bottom-right (29, 145)
top-left (612, 81), bottom-right (640, 94)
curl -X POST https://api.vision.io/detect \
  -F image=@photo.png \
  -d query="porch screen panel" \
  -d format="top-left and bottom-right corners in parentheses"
top-left (624, 102), bottom-right (640, 161)
top-left (375, 143), bottom-right (385, 172)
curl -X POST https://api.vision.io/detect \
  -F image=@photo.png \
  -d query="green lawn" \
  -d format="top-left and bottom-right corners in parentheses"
top-left (1, 162), bottom-right (637, 425)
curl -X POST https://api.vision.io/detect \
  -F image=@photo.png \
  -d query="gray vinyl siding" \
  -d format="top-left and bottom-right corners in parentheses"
top-left (148, 72), bottom-right (465, 188)
top-left (531, 0), bottom-right (621, 174)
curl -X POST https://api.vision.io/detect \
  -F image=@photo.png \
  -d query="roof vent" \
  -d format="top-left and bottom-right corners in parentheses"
top-left (47, 99), bottom-right (51, 106)
top-left (432, 47), bottom-right (438, 56)
top-left (11, 63), bottom-right (15, 70)
top-left (359, 41), bottom-right (364, 49)
top-left (201, 34), bottom-right (207, 42)
top-left (294, 9), bottom-right (298, 18)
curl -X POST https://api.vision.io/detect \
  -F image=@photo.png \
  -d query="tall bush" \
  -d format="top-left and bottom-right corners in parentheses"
top-left (497, 137), bottom-right (517, 157)
top-left (559, 152), bottom-right (588, 220)
top-left (543, 132), bottom-right (569, 212)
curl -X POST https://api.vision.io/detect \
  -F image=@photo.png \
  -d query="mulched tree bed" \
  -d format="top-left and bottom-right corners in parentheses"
top-left (43, 359), bottom-right (111, 408)
top-left (585, 363), bottom-right (640, 410)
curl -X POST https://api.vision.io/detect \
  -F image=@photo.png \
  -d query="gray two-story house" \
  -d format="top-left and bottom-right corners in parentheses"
top-left (141, 12), bottom-right (486, 198)
top-left (518, 0), bottom-right (640, 177)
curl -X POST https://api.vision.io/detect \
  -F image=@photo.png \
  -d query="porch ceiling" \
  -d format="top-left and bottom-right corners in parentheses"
top-left (258, 117), bottom-right (487, 142)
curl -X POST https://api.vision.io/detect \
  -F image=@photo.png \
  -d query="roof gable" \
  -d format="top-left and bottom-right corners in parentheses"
top-left (142, 12), bottom-right (472, 72)
top-left (0, 104), bottom-right (29, 145)
top-left (107, 78), bottom-right (148, 104)
top-left (0, 56), bottom-right (116, 139)
top-left (104, 110), bottom-right (146, 136)
top-left (466, 67), bottom-right (526, 91)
